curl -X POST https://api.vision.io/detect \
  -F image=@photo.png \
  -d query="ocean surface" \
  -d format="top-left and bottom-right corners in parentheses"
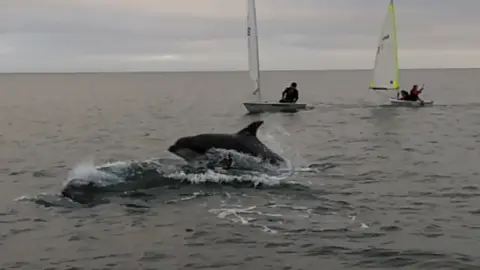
top-left (1, 69), bottom-right (480, 269)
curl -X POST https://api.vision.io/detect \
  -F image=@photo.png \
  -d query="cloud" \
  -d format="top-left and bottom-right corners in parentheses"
top-left (0, 0), bottom-right (479, 72)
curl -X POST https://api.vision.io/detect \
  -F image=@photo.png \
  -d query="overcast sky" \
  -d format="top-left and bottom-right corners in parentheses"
top-left (0, 0), bottom-right (479, 72)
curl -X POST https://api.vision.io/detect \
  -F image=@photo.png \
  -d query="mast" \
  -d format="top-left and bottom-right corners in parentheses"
top-left (391, 0), bottom-right (400, 91)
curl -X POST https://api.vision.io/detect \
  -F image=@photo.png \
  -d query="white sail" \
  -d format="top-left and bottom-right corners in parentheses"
top-left (247, 0), bottom-right (261, 101)
top-left (370, 0), bottom-right (399, 91)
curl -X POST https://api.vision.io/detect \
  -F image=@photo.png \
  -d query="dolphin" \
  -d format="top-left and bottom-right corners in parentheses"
top-left (167, 120), bottom-right (285, 166)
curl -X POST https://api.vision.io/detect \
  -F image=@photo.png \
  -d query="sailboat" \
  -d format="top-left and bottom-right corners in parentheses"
top-left (242, 0), bottom-right (312, 114)
top-left (369, 0), bottom-right (433, 106)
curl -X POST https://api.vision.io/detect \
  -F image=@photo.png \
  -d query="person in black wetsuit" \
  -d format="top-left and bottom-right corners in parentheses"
top-left (397, 90), bottom-right (409, 100)
top-left (279, 82), bottom-right (299, 103)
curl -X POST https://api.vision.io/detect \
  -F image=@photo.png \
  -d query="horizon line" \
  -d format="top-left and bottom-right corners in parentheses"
top-left (0, 67), bottom-right (478, 74)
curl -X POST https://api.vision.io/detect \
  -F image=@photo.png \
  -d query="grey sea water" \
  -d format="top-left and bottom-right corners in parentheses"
top-left (1, 69), bottom-right (479, 269)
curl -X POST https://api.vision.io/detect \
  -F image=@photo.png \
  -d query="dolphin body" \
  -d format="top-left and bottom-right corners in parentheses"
top-left (167, 120), bottom-right (285, 166)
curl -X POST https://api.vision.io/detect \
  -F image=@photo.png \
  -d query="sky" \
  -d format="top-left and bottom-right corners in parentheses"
top-left (0, 0), bottom-right (479, 72)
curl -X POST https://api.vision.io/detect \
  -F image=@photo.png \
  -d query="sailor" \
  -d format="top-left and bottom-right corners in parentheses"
top-left (279, 82), bottom-right (299, 103)
top-left (397, 90), bottom-right (409, 100)
top-left (408, 84), bottom-right (424, 102)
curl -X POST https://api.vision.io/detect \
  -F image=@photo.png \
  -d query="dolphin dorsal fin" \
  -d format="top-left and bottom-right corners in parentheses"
top-left (236, 120), bottom-right (264, 136)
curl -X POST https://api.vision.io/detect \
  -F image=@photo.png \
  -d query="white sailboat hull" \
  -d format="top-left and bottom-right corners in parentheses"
top-left (243, 102), bottom-right (310, 114)
top-left (388, 98), bottom-right (434, 107)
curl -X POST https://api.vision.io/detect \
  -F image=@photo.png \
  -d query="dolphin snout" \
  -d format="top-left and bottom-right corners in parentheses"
top-left (167, 144), bottom-right (177, 153)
